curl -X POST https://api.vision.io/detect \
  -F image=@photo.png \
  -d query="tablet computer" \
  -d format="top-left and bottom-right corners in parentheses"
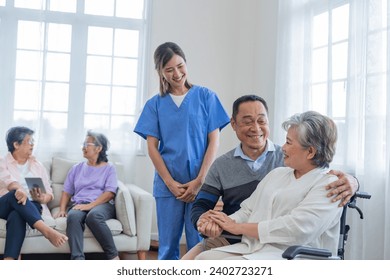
top-left (25, 177), bottom-right (46, 193)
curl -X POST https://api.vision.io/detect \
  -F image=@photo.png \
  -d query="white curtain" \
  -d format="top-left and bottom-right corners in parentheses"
top-left (274, 0), bottom-right (390, 259)
top-left (0, 2), bottom-right (147, 184)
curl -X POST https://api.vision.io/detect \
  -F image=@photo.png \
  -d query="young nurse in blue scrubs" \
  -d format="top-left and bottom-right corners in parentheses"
top-left (134, 42), bottom-right (230, 259)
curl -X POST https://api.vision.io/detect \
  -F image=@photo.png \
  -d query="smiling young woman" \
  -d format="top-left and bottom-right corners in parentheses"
top-left (134, 42), bottom-right (230, 260)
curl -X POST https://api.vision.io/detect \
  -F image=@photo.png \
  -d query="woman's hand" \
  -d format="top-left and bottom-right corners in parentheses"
top-left (177, 177), bottom-right (202, 202)
top-left (197, 211), bottom-right (223, 238)
top-left (30, 187), bottom-right (47, 204)
top-left (55, 210), bottom-right (67, 218)
top-left (326, 170), bottom-right (358, 206)
top-left (15, 188), bottom-right (27, 205)
top-left (72, 203), bottom-right (94, 211)
top-left (165, 179), bottom-right (187, 198)
top-left (208, 210), bottom-right (240, 235)
top-left (208, 210), bottom-right (260, 239)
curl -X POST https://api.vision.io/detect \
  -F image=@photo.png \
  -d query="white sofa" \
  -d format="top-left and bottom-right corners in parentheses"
top-left (0, 157), bottom-right (153, 260)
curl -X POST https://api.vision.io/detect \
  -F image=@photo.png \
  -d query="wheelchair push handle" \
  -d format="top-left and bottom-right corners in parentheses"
top-left (348, 191), bottom-right (371, 219)
top-left (354, 191), bottom-right (371, 200)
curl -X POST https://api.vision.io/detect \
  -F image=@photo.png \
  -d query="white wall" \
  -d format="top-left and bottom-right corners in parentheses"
top-left (133, 0), bottom-right (279, 241)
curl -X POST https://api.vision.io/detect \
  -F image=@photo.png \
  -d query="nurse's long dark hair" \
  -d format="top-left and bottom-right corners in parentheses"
top-left (87, 130), bottom-right (109, 164)
top-left (154, 42), bottom-right (192, 96)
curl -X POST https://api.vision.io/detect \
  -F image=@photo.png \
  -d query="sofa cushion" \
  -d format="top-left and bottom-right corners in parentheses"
top-left (115, 183), bottom-right (136, 236)
top-left (53, 215), bottom-right (123, 237)
top-left (48, 157), bottom-right (78, 210)
top-left (51, 157), bottom-right (78, 184)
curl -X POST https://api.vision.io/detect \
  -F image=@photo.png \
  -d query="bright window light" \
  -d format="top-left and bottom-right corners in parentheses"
top-left (85, 0), bottom-right (114, 17)
top-left (111, 87), bottom-right (137, 115)
top-left (312, 48), bottom-right (328, 83)
top-left (114, 29), bottom-right (139, 57)
top-left (43, 83), bottom-right (69, 111)
top-left (14, 0), bottom-right (45, 10)
top-left (47, 23), bottom-right (72, 52)
top-left (0, 1), bottom-right (148, 155)
top-left (14, 81), bottom-right (41, 110)
top-left (85, 85), bottom-right (111, 114)
top-left (15, 50), bottom-right (42, 80)
top-left (313, 12), bottom-right (328, 48)
top-left (310, 3), bottom-right (349, 119)
top-left (88, 27), bottom-right (113, 56)
top-left (113, 58), bottom-right (138, 86)
top-left (49, 0), bottom-right (76, 13)
top-left (116, 0), bottom-right (144, 19)
top-left (332, 5), bottom-right (349, 42)
top-left (86, 56), bottom-right (112, 84)
top-left (17, 21), bottom-right (44, 50)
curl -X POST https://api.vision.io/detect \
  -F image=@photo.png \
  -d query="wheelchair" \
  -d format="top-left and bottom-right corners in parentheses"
top-left (282, 191), bottom-right (371, 260)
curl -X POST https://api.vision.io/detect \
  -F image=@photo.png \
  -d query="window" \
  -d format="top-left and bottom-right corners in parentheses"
top-left (0, 0), bottom-right (149, 159)
top-left (309, 2), bottom-right (350, 166)
top-left (308, 0), bottom-right (388, 169)
top-left (275, 0), bottom-right (390, 260)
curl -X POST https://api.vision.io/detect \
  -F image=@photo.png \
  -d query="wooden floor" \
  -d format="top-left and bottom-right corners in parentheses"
top-left (16, 242), bottom-right (187, 260)
top-left (120, 241), bottom-right (187, 260)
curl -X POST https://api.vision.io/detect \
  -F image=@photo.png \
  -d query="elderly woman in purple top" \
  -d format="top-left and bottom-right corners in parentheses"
top-left (55, 131), bottom-right (119, 260)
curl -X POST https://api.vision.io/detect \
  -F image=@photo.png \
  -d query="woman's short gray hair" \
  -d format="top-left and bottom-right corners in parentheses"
top-left (6, 126), bottom-right (34, 153)
top-left (282, 111), bottom-right (337, 168)
top-left (86, 130), bottom-right (110, 164)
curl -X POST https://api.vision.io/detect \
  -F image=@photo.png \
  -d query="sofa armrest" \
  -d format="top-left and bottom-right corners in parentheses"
top-left (122, 183), bottom-right (153, 252)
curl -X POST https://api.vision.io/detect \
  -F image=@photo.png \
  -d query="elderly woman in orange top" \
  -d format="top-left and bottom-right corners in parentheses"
top-left (0, 126), bottom-right (68, 260)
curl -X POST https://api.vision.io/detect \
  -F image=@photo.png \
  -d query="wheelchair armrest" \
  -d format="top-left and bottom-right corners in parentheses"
top-left (282, 245), bottom-right (332, 260)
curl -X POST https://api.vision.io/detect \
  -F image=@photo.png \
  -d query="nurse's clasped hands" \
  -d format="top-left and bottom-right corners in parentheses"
top-left (165, 178), bottom-right (187, 198)
top-left (165, 177), bottom-right (202, 203)
top-left (176, 177), bottom-right (203, 203)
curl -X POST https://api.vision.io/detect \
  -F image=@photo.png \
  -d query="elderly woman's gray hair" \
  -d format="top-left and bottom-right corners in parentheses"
top-left (282, 111), bottom-right (337, 168)
top-left (6, 126), bottom-right (34, 153)
top-left (87, 130), bottom-right (110, 164)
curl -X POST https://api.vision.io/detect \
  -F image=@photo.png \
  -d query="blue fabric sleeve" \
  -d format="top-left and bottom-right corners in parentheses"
top-left (133, 96), bottom-right (160, 140)
top-left (206, 90), bottom-right (230, 133)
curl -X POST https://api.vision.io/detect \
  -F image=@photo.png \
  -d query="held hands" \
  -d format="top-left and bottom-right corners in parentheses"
top-left (197, 211), bottom-right (223, 238)
top-left (207, 210), bottom-right (240, 235)
top-left (326, 170), bottom-right (359, 207)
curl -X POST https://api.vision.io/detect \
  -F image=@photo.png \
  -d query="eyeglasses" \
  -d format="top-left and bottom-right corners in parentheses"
top-left (82, 142), bottom-right (96, 148)
top-left (24, 138), bottom-right (34, 145)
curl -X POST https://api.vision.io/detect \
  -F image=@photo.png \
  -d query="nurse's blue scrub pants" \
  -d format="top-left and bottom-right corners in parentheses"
top-left (156, 196), bottom-right (202, 260)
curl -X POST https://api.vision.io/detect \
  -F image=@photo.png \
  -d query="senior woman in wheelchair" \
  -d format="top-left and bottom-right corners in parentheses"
top-left (195, 111), bottom-right (343, 260)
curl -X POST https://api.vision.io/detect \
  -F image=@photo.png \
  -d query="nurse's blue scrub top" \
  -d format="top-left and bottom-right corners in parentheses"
top-left (134, 85), bottom-right (230, 197)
